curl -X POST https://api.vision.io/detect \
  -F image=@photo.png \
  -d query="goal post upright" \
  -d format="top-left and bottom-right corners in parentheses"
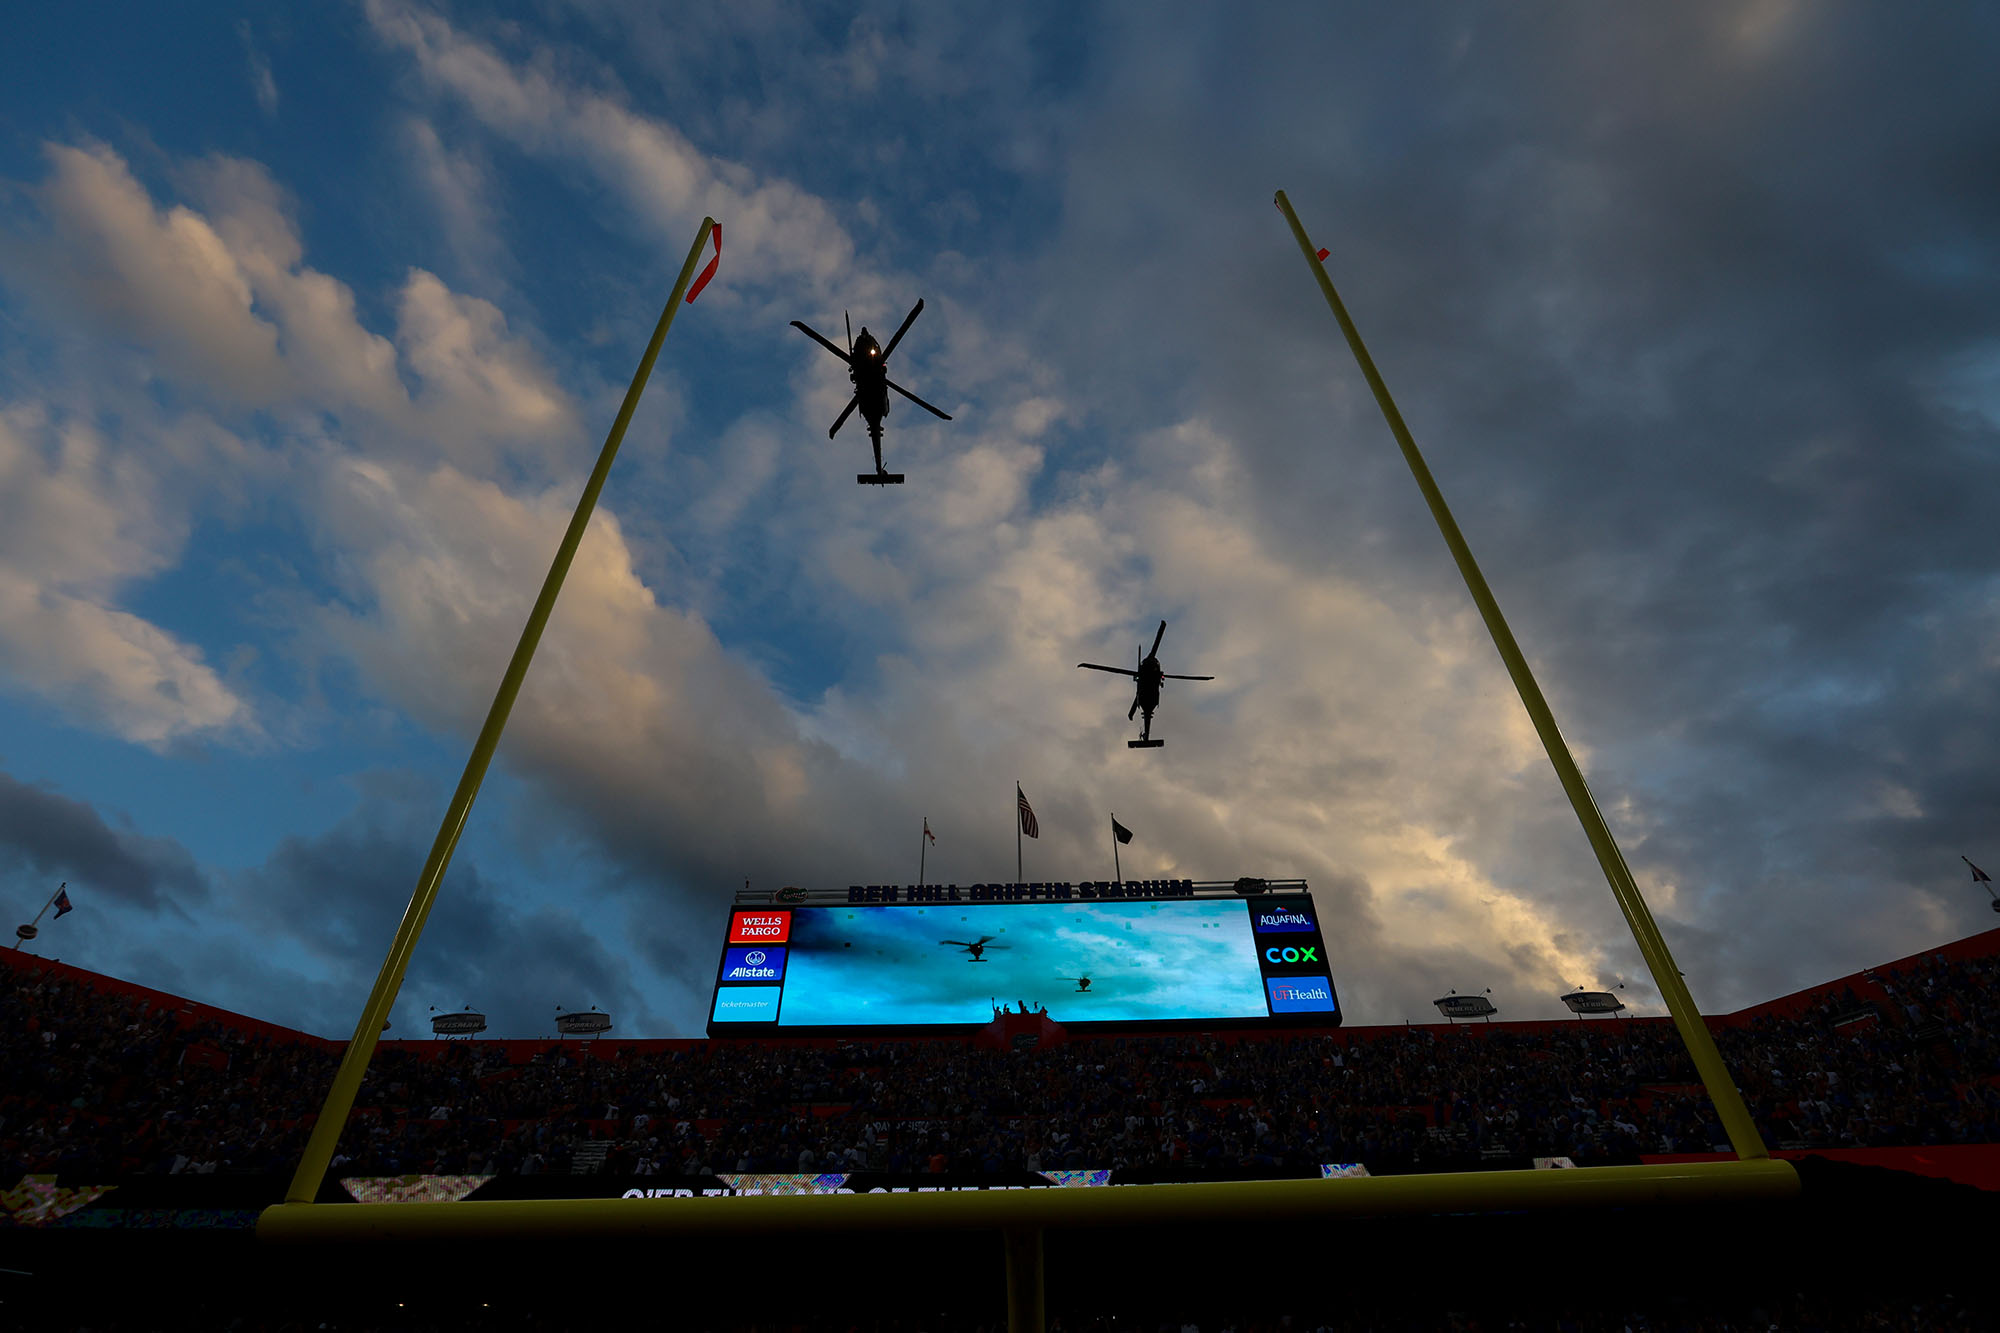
top-left (281, 217), bottom-right (719, 1208)
top-left (1272, 188), bottom-right (1769, 1162)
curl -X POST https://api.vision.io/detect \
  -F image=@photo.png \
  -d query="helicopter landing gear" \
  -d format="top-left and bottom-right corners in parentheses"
top-left (1128, 738), bottom-right (1164, 749)
top-left (857, 472), bottom-right (905, 484)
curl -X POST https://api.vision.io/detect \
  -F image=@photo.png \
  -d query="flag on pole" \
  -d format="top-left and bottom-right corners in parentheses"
top-left (1017, 785), bottom-right (1039, 839)
top-left (1112, 816), bottom-right (1134, 845)
top-left (1967, 857), bottom-right (1992, 884)
top-left (924, 818), bottom-right (936, 846)
top-left (52, 888), bottom-right (74, 918)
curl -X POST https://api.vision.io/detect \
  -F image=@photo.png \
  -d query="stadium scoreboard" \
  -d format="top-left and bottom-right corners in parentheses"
top-left (709, 879), bottom-right (1340, 1034)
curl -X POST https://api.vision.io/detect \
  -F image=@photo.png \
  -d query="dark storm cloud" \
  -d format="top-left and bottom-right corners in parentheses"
top-left (0, 768), bottom-right (206, 911)
top-left (232, 775), bottom-right (658, 1036)
top-left (1024, 3), bottom-right (2000, 999)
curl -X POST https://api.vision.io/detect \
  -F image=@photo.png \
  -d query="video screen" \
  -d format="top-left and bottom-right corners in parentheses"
top-left (780, 899), bottom-right (1266, 1026)
top-left (708, 888), bottom-right (1354, 1032)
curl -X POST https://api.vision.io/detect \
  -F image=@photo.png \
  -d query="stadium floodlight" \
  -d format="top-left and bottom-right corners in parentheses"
top-left (1274, 189), bottom-right (1770, 1167)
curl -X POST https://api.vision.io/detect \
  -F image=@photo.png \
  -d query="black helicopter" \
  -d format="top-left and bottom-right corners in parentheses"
top-left (1078, 620), bottom-right (1214, 748)
top-left (1057, 975), bottom-right (1093, 993)
top-left (790, 300), bottom-right (952, 484)
top-left (941, 935), bottom-right (1007, 962)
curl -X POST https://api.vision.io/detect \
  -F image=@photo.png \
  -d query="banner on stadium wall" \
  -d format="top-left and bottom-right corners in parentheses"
top-left (0, 1166), bottom-right (1371, 1226)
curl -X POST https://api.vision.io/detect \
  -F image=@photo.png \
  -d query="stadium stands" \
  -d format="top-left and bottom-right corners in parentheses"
top-left (4, 930), bottom-right (1997, 1330)
top-left (3, 928), bottom-right (1996, 1184)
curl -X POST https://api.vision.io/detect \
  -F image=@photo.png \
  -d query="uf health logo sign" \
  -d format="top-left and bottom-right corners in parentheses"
top-left (1252, 904), bottom-right (1316, 933)
top-left (712, 986), bottom-right (782, 1022)
top-left (1266, 975), bottom-right (1337, 1014)
top-left (722, 946), bottom-right (787, 982)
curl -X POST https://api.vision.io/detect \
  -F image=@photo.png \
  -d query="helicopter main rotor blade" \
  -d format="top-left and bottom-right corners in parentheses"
top-left (1077, 663), bottom-right (1140, 676)
top-left (885, 378), bottom-right (953, 420)
top-left (1160, 674), bottom-right (1215, 681)
top-left (881, 299), bottom-right (924, 360)
top-left (1150, 620), bottom-right (1168, 659)
top-left (829, 396), bottom-right (860, 438)
top-left (791, 321), bottom-right (853, 364)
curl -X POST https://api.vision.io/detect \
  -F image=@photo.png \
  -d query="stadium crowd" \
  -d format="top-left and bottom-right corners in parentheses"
top-left (2, 942), bottom-right (1995, 1182)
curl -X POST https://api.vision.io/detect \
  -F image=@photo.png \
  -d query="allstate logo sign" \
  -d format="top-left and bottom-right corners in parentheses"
top-left (722, 946), bottom-right (787, 982)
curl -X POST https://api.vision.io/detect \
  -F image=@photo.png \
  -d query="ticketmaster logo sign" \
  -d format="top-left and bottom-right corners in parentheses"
top-left (1266, 976), bottom-right (1337, 1014)
top-left (712, 986), bottom-right (782, 1022)
top-left (722, 946), bottom-right (788, 982)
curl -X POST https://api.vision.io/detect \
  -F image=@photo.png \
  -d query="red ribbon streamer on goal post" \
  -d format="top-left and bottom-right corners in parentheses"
top-left (685, 223), bottom-right (722, 302)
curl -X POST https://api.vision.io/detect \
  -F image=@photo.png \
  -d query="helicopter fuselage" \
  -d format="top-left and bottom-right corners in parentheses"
top-left (1131, 659), bottom-right (1164, 713)
top-left (849, 331), bottom-right (890, 440)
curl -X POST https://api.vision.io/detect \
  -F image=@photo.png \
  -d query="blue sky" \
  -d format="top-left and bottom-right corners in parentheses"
top-left (3, 3), bottom-right (1999, 1039)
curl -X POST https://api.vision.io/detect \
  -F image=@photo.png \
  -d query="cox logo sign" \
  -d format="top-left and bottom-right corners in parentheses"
top-left (1264, 944), bottom-right (1320, 965)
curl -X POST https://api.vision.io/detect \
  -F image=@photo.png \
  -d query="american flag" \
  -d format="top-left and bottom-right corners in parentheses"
top-left (1967, 856), bottom-right (1992, 884)
top-left (924, 818), bottom-right (936, 845)
top-left (1017, 785), bottom-right (1039, 839)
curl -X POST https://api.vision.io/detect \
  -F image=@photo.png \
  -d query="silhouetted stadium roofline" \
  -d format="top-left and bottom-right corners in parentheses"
top-left (742, 877), bottom-right (1305, 905)
top-left (7, 922), bottom-right (1997, 1046)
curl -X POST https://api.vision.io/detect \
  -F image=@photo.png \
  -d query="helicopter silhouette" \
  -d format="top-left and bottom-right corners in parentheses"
top-left (1078, 620), bottom-right (1215, 748)
top-left (941, 935), bottom-right (1008, 962)
top-left (1057, 975), bottom-right (1093, 993)
top-left (790, 301), bottom-right (953, 484)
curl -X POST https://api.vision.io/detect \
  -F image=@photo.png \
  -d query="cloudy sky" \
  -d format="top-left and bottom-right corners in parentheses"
top-left (2, 2), bottom-right (1997, 1040)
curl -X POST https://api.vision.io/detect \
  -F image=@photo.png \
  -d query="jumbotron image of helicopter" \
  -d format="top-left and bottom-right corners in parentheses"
top-left (1058, 975), bottom-right (1094, 993)
top-left (1078, 620), bottom-right (1215, 748)
top-left (941, 935), bottom-right (1007, 962)
top-left (790, 299), bottom-right (953, 484)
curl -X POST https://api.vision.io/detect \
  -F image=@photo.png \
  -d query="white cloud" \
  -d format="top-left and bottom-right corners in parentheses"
top-left (0, 403), bottom-right (249, 744)
top-left (0, 140), bottom-right (590, 748)
top-left (7, 144), bottom-right (287, 404)
top-left (364, 0), bottom-right (866, 306)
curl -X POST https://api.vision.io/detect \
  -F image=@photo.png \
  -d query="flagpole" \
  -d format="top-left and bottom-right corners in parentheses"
top-left (1111, 816), bottom-right (1122, 888)
top-left (11, 881), bottom-right (65, 950)
top-left (1016, 784), bottom-right (1023, 884)
top-left (1275, 189), bottom-right (1767, 1163)
top-left (919, 822), bottom-right (928, 889)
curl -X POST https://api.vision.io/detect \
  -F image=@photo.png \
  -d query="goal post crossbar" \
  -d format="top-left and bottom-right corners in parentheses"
top-left (257, 1159), bottom-right (1799, 1244)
